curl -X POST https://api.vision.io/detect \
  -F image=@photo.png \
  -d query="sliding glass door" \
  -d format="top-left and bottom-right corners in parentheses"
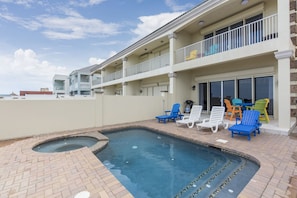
top-left (255, 76), bottom-right (273, 114)
top-left (223, 80), bottom-right (235, 101)
top-left (199, 83), bottom-right (207, 110)
top-left (210, 81), bottom-right (221, 108)
top-left (238, 78), bottom-right (252, 103)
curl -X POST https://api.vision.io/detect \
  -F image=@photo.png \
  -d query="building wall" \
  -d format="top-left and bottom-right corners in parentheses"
top-left (0, 95), bottom-right (163, 140)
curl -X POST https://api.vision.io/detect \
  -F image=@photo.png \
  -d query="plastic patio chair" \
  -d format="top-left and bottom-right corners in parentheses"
top-left (155, 103), bottom-right (183, 123)
top-left (224, 99), bottom-right (242, 121)
top-left (196, 106), bottom-right (228, 133)
top-left (246, 98), bottom-right (270, 123)
top-left (185, 50), bottom-right (198, 61)
top-left (232, 98), bottom-right (243, 106)
top-left (176, 105), bottom-right (202, 128)
top-left (228, 110), bottom-right (261, 141)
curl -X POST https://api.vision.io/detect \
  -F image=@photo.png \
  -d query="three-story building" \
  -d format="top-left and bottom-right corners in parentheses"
top-left (91, 0), bottom-right (296, 132)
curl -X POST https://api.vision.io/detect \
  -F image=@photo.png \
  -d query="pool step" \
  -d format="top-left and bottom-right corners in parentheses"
top-left (213, 158), bottom-right (258, 197)
top-left (174, 156), bottom-right (246, 198)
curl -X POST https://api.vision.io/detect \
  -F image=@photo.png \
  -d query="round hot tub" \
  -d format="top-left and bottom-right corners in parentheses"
top-left (33, 136), bottom-right (99, 153)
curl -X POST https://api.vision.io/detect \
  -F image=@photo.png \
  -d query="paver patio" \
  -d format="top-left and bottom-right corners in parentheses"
top-left (1, 119), bottom-right (297, 197)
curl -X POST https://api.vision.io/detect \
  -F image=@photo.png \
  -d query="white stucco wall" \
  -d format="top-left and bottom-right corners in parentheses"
top-left (0, 95), bottom-right (163, 140)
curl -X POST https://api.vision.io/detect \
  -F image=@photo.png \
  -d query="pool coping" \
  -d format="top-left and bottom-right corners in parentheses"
top-left (0, 120), bottom-right (296, 197)
top-left (30, 131), bottom-right (109, 154)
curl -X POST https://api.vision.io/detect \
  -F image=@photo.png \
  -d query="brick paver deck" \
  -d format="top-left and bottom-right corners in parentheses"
top-left (1, 120), bottom-right (297, 197)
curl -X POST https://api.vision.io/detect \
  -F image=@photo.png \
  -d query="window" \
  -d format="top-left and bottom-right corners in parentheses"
top-left (245, 14), bottom-right (263, 44)
top-left (238, 78), bottom-right (252, 103)
top-left (199, 83), bottom-right (207, 110)
top-left (230, 21), bottom-right (244, 49)
top-left (223, 80), bottom-right (235, 101)
top-left (198, 76), bottom-right (273, 114)
top-left (210, 81), bottom-right (221, 107)
top-left (255, 76), bottom-right (273, 114)
top-left (216, 27), bottom-right (229, 52)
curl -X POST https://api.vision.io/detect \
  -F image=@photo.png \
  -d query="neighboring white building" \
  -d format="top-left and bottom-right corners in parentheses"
top-left (69, 65), bottom-right (96, 96)
top-left (90, 0), bottom-right (296, 131)
top-left (53, 74), bottom-right (69, 96)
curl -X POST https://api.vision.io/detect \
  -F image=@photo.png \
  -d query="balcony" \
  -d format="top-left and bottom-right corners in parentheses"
top-left (175, 14), bottom-right (278, 64)
top-left (80, 83), bottom-right (91, 90)
top-left (92, 78), bottom-right (101, 86)
top-left (103, 70), bottom-right (123, 83)
top-left (126, 53), bottom-right (169, 77)
top-left (54, 86), bottom-right (65, 91)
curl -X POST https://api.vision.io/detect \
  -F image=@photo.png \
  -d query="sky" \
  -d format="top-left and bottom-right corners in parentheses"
top-left (0, 0), bottom-right (203, 94)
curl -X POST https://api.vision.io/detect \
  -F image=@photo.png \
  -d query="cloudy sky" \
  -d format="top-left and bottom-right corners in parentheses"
top-left (0, 0), bottom-right (203, 94)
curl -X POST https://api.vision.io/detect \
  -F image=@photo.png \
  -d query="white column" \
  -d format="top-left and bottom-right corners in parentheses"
top-left (122, 57), bottom-right (128, 96)
top-left (122, 57), bottom-right (127, 77)
top-left (168, 72), bottom-right (177, 94)
top-left (77, 73), bottom-right (81, 95)
top-left (101, 69), bottom-right (104, 84)
top-left (275, 51), bottom-right (293, 129)
top-left (274, 0), bottom-right (293, 130)
top-left (277, 0), bottom-right (291, 51)
top-left (168, 33), bottom-right (177, 94)
top-left (122, 82), bottom-right (128, 96)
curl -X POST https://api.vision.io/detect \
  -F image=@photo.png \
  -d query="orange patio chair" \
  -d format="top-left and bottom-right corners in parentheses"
top-left (224, 99), bottom-right (242, 121)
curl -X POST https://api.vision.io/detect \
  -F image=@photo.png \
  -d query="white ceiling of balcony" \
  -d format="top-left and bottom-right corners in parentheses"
top-left (180, 0), bottom-right (272, 34)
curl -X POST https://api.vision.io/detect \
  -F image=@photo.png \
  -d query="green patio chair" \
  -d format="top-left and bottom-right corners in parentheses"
top-left (246, 98), bottom-right (270, 123)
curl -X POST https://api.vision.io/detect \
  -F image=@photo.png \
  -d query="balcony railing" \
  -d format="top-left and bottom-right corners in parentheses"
top-left (54, 86), bottom-right (65, 91)
top-left (92, 78), bottom-right (102, 86)
top-left (176, 14), bottom-right (278, 63)
top-left (103, 70), bottom-right (123, 83)
top-left (126, 53), bottom-right (169, 77)
top-left (80, 83), bottom-right (91, 90)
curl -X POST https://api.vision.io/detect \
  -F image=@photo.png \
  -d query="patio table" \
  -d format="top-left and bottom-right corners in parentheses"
top-left (235, 103), bottom-right (253, 110)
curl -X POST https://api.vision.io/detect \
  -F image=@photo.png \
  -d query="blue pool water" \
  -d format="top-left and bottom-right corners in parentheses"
top-left (33, 136), bottom-right (98, 153)
top-left (95, 128), bottom-right (259, 198)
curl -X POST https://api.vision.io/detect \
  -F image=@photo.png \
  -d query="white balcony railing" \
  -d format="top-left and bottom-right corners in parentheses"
top-left (92, 78), bottom-right (101, 86)
top-left (103, 70), bottom-right (123, 83)
top-left (54, 86), bottom-right (65, 91)
top-left (126, 53), bottom-right (170, 77)
top-left (176, 14), bottom-right (278, 63)
top-left (80, 83), bottom-right (91, 90)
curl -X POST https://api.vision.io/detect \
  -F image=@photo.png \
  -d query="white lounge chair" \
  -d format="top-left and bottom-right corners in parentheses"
top-left (176, 105), bottom-right (202, 128)
top-left (196, 106), bottom-right (228, 133)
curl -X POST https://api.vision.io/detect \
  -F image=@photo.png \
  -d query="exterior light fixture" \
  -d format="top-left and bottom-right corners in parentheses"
top-left (241, 0), bottom-right (248, 5)
top-left (198, 20), bottom-right (204, 26)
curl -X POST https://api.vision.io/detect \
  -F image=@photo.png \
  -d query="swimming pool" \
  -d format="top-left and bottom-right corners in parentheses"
top-left (95, 128), bottom-right (259, 198)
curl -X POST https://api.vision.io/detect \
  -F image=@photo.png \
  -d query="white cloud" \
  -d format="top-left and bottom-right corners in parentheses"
top-left (0, 0), bottom-right (34, 7)
top-left (0, 8), bottom-right (120, 40)
top-left (108, 51), bottom-right (117, 58)
top-left (88, 50), bottom-right (117, 65)
top-left (70, 0), bottom-right (106, 7)
top-left (38, 15), bottom-right (120, 40)
top-left (88, 57), bottom-right (105, 65)
top-left (0, 49), bottom-right (70, 93)
top-left (89, 0), bottom-right (105, 5)
top-left (0, 12), bottom-right (41, 30)
top-left (165, 0), bottom-right (195, 12)
top-left (132, 12), bottom-right (183, 40)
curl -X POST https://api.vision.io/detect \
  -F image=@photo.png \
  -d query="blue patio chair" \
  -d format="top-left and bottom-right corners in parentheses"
top-left (228, 110), bottom-right (261, 141)
top-left (156, 103), bottom-right (183, 123)
top-left (232, 98), bottom-right (243, 106)
top-left (205, 44), bottom-right (218, 56)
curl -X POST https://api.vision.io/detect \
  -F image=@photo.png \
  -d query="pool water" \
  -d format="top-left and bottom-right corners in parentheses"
top-left (95, 128), bottom-right (259, 198)
top-left (33, 136), bottom-right (98, 153)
